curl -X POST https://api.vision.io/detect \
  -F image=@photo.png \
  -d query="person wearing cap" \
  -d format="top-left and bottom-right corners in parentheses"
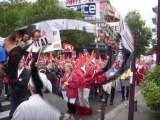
top-left (12, 73), bottom-right (60, 120)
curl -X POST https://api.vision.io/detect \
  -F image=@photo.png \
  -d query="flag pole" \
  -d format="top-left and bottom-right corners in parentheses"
top-left (128, 33), bottom-right (136, 120)
top-left (37, 47), bottom-right (43, 62)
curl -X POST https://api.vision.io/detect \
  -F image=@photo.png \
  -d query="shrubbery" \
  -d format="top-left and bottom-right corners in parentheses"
top-left (141, 65), bottom-right (160, 113)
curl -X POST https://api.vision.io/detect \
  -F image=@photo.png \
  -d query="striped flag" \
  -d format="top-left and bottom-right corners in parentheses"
top-left (119, 18), bottom-right (134, 52)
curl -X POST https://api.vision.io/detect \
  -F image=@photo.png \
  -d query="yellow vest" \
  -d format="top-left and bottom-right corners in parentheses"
top-left (119, 69), bottom-right (131, 80)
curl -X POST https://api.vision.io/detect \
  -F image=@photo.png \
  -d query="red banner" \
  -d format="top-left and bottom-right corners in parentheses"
top-left (63, 43), bottom-right (74, 53)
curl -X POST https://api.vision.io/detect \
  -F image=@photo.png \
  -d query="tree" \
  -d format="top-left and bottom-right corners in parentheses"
top-left (125, 11), bottom-right (152, 57)
top-left (60, 30), bottom-right (95, 48)
top-left (0, 0), bottom-right (82, 36)
top-left (141, 66), bottom-right (160, 114)
top-left (0, 0), bottom-right (95, 48)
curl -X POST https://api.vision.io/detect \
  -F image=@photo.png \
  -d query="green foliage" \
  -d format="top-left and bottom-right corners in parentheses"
top-left (0, 0), bottom-right (95, 48)
top-left (125, 11), bottom-right (152, 57)
top-left (0, 0), bottom-right (82, 37)
top-left (141, 66), bottom-right (160, 113)
top-left (60, 30), bottom-right (95, 48)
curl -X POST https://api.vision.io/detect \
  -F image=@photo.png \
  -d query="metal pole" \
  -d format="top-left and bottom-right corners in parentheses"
top-left (156, 0), bottom-right (160, 65)
top-left (128, 34), bottom-right (136, 120)
top-left (100, 99), bottom-right (106, 120)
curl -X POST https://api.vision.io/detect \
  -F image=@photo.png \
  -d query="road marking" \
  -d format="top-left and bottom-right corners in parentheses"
top-left (0, 110), bottom-right (10, 119)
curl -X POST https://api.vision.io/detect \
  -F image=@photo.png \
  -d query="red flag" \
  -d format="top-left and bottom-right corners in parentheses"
top-left (99, 55), bottom-right (102, 62)
top-left (25, 47), bottom-right (33, 68)
top-left (106, 55), bottom-right (109, 60)
top-left (78, 52), bottom-right (83, 59)
top-left (60, 55), bottom-right (65, 62)
top-left (76, 56), bottom-right (86, 77)
top-left (48, 53), bottom-right (53, 61)
top-left (63, 43), bottom-right (74, 53)
top-left (88, 50), bottom-right (95, 64)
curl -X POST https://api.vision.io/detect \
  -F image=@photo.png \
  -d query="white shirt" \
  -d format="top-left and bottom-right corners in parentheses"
top-left (18, 67), bottom-right (24, 78)
top-left (12, 94), bottom-right (60, 120)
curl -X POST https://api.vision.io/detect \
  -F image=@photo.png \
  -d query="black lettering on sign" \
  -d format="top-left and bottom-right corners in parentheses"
top-left (44, 38), bottom-right (49, 44)
top-left (115, 26), bottom-right (118, 31)
top-left (34, 42), bottom-right (37, 47)
top-left (34, 38), bottom-right (51, 47)
top-left (41, 39), bottom-right (46, 46)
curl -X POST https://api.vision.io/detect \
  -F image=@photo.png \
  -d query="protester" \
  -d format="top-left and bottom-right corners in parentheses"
top-left (10, 57), bottom-right (30, 118)
top-left (98, 32), bottom-right (108, 43)
top-left (3, 75), bottom-right (9, 99)
top-left (119, 68), bottom-right (132, 101)
top-left (24, 29), bottom-right (41, 50)
top-left (18, 34), bottom-right (30, 49)
top-left (2, 33), bottom-right (26, 118)
top-left (106, 63), bottom-right (119, 105)
top-left (0, 63), bottom-right (5, 112)
top-left (11, 77), bottom-right (60, 120)
top-left (96, 62), bottom-right (108, 104)
top-left (61, 63), bottom-right (79, 120)
top-left (47, 63), bottom-right (58, 94)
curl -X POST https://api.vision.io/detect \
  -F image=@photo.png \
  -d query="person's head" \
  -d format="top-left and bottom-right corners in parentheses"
top-left (98, 32), bottom-right (106, 42)
top-left (28, 78), bottom-right (38, 95)
top-left (28, 69), bottom-right (50, 95)
top-left (65, 63), bottom-right (73, 73)
top-left (18, 57), bottom-right (25, 70)
top-left (47, 63), bottom-right (55, 71)
top-left (23, 34), bottom-right (29, 42)
top-left (99, 62), bottom-right (105, 69)
top-left (4, 33), bottom-right (18, 52)
top-left (38, 66), bottom-right (47, 74)
top-left (107, 36), bottom-right (114, 46)
top-left (31, 29), bottom-right (41, 42)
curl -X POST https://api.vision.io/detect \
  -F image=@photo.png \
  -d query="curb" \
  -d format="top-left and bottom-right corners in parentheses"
top-left (104, 91), bottom-right (141, 120)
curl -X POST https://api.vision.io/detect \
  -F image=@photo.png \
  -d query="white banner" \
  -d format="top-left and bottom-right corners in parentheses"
top-left (107, 22), bottom-right (119, 33)
top-left (28, 19), bottom-right (100, 52)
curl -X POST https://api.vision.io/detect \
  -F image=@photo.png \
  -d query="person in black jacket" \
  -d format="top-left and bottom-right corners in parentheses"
top-left (46, 63), bottom-right (58, 95)
top-left (2, 33), bottom-right (28, 118)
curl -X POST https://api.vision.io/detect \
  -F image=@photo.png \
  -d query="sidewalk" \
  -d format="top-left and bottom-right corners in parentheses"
top-left (105, 91), bottom-right (160, 120)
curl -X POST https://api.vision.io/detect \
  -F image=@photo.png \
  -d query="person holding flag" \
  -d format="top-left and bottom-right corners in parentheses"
top-left (61, 63), bottom-right (79, 120)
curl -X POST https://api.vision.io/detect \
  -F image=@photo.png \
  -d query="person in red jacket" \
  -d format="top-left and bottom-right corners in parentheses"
top-left (61, 63), bottom-right (79, 120)
top-left (76, 62), bottom-right (94, 116)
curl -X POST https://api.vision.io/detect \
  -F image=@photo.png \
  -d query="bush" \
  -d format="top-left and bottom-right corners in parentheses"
top-left (141, 65), bottom-right (160, 113)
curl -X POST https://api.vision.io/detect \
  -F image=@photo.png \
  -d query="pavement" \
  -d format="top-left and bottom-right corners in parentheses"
top-left (1, 88), bottom-right (159, 120)
top-left (105, 91), bottom-right (160, 120)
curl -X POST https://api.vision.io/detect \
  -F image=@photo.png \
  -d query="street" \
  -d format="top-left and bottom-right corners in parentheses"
top-left (0, 89), bottom-right (124, 120)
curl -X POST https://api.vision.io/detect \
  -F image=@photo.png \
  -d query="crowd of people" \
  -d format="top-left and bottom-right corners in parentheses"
top-left (0, 29), bottom-right (156, 120)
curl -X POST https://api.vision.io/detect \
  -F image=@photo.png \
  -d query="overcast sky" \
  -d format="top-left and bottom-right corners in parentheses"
top-left (111, 0), bottom-right (158, 28)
